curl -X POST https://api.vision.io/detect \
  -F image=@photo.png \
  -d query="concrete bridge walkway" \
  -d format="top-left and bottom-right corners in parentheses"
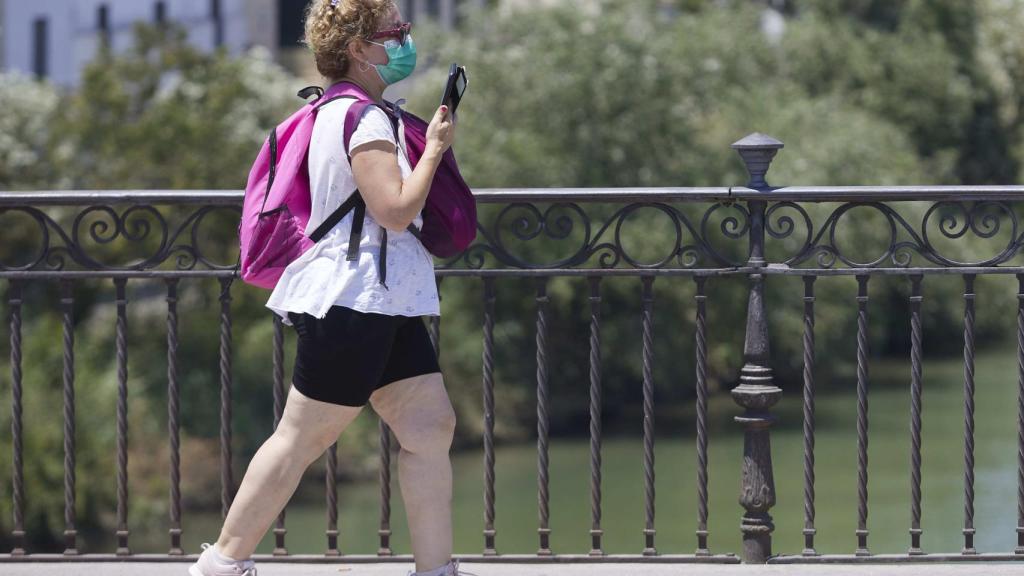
top-left (4, 562), bottom-right (1024, 576)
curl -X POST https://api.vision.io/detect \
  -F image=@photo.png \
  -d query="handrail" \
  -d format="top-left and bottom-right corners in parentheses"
top-left (5, 185), bottom-right (1024, 206)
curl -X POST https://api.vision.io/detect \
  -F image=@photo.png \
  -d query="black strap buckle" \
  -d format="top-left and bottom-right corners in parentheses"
top-left (297, 86), bottom-right (325, 101)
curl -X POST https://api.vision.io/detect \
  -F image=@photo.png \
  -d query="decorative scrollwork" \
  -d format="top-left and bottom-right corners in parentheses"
top-left (437, 201), bottom-right (751, 270)
top-left (0, 207), bottom-right (52, 271)
top-left (919, 201), bottom-right (1019, 266)
top-left (6, 195), bottom-right (1024, 274)
top-left (0, 204), bottom-right (241, 272)
top-left (701, 202), bottom-right (751, 266)
top-left (435, 198), bottom-right (1024, 270)
top-left (783, 201), bottom-right (1023, 268)
top-left (614, 204), bottom-right (681, 269)
top-left (765, 202), bottom-right (812, 262)
top-left (436, 197), bottom-right (1024, 271)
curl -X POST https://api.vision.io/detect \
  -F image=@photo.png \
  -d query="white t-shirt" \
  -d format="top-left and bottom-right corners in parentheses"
top-left (265, 99), bottom-right (440, 325)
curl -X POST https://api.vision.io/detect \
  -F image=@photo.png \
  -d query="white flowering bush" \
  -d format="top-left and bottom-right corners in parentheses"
top-left (55, 24), bottom-right (301, 190)
top-left (224, 46), bottom-right (302, 147)
top-left (0, 72), bottom-right (61, 189)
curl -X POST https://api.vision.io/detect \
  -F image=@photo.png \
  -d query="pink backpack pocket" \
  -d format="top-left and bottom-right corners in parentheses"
top-left (244, 205), bottom-right (308, 278)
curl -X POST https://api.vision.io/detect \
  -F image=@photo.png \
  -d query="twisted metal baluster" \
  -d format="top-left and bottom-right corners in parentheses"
top-left (272, 314), bottom-right (289, 556)
top-left (9, 280), bottom-right (25, 556)
top-left (801, 276), bottom-right (817, 556)
top-left (61, 279), bottom-right (78, 555)
top-left (536, 278), bottom-right (552, 556)
top-left (695, 276), bottom-right (710, 556)
top-left (219, 277), bottom-right (234, 519)
top-left (378, 420), bottom-right (393, 556)
top-left (166, 279), bottom-right (183, 555)
top-left (962, 274), bottom-right (977, 555)
top-left (326, 440), bottom-right (339, 556)
top-left (114, 278), bottom-right (130, 555)
top-left (588, 277), bottom-right (604, 557)
top-left (909, 275), bottom-right (924, 555)
top-left (855, 275), bottom-right (870, 556)
top-left (641, 276), bottom-right (657, 556)
top-left (1017, 274), bottom-right (1024, 556)
top-left (482, 277), bottom-right (497, 555)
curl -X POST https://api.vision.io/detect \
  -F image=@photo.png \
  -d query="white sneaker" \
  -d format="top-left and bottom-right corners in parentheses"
top-left (407, 559), bottom-right (479, 576)
top-left (188, 542), bottom-right (258, 576)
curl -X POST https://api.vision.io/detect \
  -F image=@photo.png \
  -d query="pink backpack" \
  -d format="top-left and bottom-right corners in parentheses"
top-left (238, 82), bottom-right (476, 290)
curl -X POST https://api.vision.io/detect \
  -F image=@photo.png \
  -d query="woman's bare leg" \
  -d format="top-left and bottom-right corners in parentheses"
top-left (369, 372), bottom-right (456, 572)
top-left (216, 385), bottom-right (363, 560)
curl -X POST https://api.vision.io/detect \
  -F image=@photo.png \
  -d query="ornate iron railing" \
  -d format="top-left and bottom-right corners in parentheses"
top-left (2, 134), bottom-right (1024, 564)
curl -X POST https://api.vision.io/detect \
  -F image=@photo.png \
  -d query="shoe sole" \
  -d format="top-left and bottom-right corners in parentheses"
top-left (187, 564), bottom-right (203, 576)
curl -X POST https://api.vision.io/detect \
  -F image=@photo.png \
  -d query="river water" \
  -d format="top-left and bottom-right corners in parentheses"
top-left (115, 345), bottom-right (1022, 557)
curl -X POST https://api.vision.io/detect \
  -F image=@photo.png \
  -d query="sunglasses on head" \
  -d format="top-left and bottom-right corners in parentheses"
top-left (369, 22), bottom-right (412, 46)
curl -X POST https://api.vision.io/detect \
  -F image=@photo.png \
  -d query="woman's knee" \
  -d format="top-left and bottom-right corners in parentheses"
top-left (276, 386), bottom-right (361, 453)
top-left (272, 420), bottom-right (331, 456)
top-left (396, 400), bottom-right (456, 454)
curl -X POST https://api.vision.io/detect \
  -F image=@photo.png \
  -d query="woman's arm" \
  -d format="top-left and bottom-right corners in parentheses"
top-left (350, 104), bottom-right (456, 231)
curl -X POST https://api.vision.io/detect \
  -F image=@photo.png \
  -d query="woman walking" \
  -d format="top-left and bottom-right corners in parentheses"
top-left (190, 1), bottom-right (458, 574)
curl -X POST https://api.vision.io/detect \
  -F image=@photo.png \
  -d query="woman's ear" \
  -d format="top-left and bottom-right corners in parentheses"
top-left (346, 39), bottom-right (368, 64)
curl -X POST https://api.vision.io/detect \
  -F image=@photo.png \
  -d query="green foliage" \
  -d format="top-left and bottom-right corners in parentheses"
top-left (976, 0), bottom-right (1024, 184)
top-left (401, 0), bottom-right (1024, 436)
top-left (791, 0), bottom-right (1022, 183)
top-left (0, 22), bottom-right (322, 551)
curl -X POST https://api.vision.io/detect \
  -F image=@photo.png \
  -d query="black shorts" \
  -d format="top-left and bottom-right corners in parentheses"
top-left (287, 306), bottom-right (441, 407)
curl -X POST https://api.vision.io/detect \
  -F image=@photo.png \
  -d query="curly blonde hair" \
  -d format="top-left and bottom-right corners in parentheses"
top-left (303, 0), bottom-right (397, 81)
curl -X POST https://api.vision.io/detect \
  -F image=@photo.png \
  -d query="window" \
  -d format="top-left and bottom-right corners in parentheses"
top-left (453, 0), bottom-right (477, 28)
top-left (405, 0), bottom-right (419, 23)
top-left (154, 1), bottom-right (166, 24)
top-left (32, 17), bottom-right (49, 79)
top-left (97, 5), bottom-right (110, 44)
top-left (277, 0), bottom-right (306, 48)
top-left (211, 0), bottom-right (224, 47)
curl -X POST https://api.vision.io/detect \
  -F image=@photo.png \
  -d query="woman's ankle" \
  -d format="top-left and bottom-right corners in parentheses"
top-left (212, 541), bottom-right (249, 563)
top-left (413, 559), bottom-right (456, 576)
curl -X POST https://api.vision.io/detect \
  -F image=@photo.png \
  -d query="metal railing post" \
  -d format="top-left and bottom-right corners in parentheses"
top-left (731, 133), bottom-right (784, 563)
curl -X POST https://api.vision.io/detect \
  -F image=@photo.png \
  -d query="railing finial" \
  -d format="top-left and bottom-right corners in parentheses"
top-left (732, 133), bottom-right (784, 190)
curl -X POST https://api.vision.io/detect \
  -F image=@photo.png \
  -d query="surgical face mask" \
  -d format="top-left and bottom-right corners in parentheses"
top-left (367, 35), bottom-right (417, 85)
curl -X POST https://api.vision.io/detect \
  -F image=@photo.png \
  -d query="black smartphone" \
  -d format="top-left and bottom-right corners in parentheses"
top-left (440, 63), bottom-right (468, 115)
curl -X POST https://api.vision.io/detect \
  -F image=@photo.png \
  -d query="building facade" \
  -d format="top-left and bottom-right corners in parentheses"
top-left (0, 0), bottom-right (479, 88)
top-left (0, 0), bottom-right (276, 87)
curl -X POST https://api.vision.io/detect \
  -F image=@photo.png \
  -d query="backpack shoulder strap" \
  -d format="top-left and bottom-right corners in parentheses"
top-left (343, 100), bottom-right (382, 159)
top-left (344, 97), bottom-right (402, 158)
top-left (304, 94), bottom-right (367, 247)
top-left (257, 125), bottom-right (279, 217)
top-left (308, 192), bottom-right (362, 244)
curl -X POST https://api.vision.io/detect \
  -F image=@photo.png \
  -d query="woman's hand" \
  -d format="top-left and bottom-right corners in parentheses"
top-left (424, 105), bottom-right (456, 160)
